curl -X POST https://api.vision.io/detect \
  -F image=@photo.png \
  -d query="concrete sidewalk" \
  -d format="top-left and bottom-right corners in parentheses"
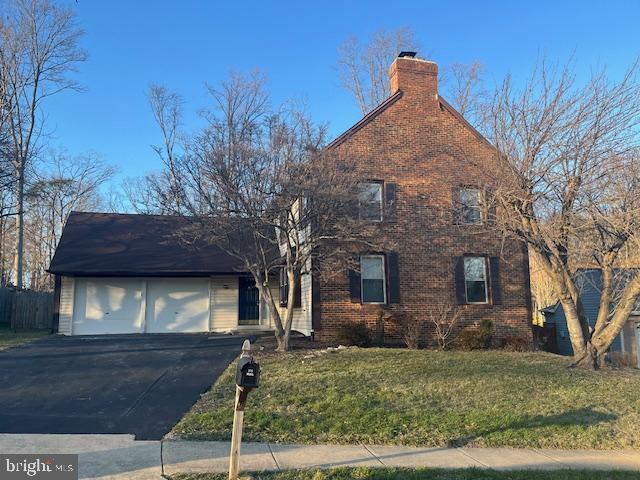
top-left (1, 435), bottom-right (640, 479)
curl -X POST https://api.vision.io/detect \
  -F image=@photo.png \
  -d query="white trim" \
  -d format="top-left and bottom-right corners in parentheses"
top-left (360, 254), bottom-right (386, 304)
top-left (463, 256), bottom-right (489, 304)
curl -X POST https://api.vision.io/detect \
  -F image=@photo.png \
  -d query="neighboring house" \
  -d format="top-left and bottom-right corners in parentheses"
top-left (540, 269), bottom-right (640, 368)
top-left (48, 53), bottom-right (532, 341)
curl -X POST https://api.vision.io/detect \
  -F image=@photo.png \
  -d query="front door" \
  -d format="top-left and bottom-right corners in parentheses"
top-left (238, 277), bottom-right (260, 325)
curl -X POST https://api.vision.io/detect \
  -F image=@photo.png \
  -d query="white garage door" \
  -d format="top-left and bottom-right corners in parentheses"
top-left (145, 278), bottom-right (210, 333)
top-left (72, 278), bottom-right (144, 335)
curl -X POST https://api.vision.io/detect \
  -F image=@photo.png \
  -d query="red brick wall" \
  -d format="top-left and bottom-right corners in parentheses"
top-left (315, 57), bottom-right (532, 345)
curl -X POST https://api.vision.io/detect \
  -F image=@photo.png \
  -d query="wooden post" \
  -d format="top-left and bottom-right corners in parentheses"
top-left (229, 340), bottom-right (252, 480)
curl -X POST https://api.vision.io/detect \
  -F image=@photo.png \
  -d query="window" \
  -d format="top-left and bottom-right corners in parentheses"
top-left (359, 182), bottom-right (383, 221)
top-left (361, 255), bottom-right (386, 303)
top-left (464, 256), bottom-right (488, 303)
top-left (459, 187), bottom-right (482, 225)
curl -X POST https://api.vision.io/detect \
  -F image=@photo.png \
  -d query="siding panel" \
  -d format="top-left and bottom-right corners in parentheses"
top-left (58, 276), bottom-right (74, 335)
top-left (210, 277), bottom-right (239, 331)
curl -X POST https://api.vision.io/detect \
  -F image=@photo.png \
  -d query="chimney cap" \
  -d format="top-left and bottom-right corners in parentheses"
top-left (398, 51), bottom-right (417, 58)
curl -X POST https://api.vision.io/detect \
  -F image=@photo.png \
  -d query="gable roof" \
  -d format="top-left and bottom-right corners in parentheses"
top-left (48, 212), bottom-right (249, 276)
top-left (326, 90), bottom-right (493, 150)
top-left (327, 91), bottom-right (403, 149)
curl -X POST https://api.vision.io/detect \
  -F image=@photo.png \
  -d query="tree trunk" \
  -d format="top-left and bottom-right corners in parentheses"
top-left (559, 297), bottom-right (588, 359)
top-left (275, 269), bottom-right (296, 352)
top-left (572, 341), bottom-right (606, 369)
top-left (275, 332), bottom-right (290, 352)
top-left (13, 169), bottom-right (24, 289)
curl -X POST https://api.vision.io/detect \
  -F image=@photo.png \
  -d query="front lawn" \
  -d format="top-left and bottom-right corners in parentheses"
top-left (170, 468), bottom-right (639, 480)
top-left (171, 348), bottom-right (640, 449)
top-left (0, 324), bottom-right (49, 350)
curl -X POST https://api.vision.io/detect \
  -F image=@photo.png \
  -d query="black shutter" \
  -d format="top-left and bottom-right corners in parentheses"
top-left (348, 266), bottom-right (361, 303)
top-left (387, 251), bottom-right (400, 304)
top-left (311, 268), bottom-right (321, 330)
top-left (485, 188), bottom-right (496, 225)
top-left (294, 273), bottom-right (302, 308)
top-left (385, 182), bottom-right (397, 222)
top-left (454, 256), bottom-right (466, 304)
top-left (279, 268), bottom-right (288, 307)
top-left (489, 256), bottom-right (502, 305)
top-left (452, 186), bottom-right (462, 225)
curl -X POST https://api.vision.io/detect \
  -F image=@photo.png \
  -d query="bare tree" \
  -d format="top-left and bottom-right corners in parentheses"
top-left (337, 27), bottom-right (487, 126)
top-left (24, 152), bottom-right (114, 289)
top-left (428, 303), bottom-right (462, 350)
top-left (0, 0), bottom-right (86, 288)
top-left (149, 72), bottom-right (387, 351)
top-left (487, 59), bottom-right (640, 368)
top-left (441, 60), bottom-right (487, 127)
top-left (337, 27), bottom-right (419, 115)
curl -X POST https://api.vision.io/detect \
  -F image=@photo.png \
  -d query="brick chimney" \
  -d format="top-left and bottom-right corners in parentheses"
top-left (389, 52), bottom-right (438, 102)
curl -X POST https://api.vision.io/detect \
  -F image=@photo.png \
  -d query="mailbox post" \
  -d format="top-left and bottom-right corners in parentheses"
top-left (228, 339), bottom-right (260, 480)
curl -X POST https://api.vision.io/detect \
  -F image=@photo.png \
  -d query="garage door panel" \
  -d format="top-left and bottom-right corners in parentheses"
top-left (73, 279), bottom-right (144, 335)
top-left (145, 279), bottom-right (210, 333)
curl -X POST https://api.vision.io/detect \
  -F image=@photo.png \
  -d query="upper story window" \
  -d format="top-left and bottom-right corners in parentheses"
top-left (459, 187), bottom-right (482, 225)
top-left (361, 255), bottom-right (386, 303)
top-left (464, 256), bottom-right (488, 304)
top-left (358, 182), bottom-right (383, 221)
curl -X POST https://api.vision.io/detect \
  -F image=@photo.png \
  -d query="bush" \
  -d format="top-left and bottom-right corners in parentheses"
top-left (335, 321), bottom-right (371, 347)
top-left (456, 328), bottom-right (485, 350)
top-left (500, 335), bottom-right (532, 352)
top-left (455, 319), bottom-right (493, 350)
top-left (389, 313), bottom-right (422, 349)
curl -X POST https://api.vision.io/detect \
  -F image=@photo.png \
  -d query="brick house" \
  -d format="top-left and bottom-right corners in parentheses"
top-left (48, 53), bottom-right (531, 341)
top-left (312, 52), bottom-right (532, 342)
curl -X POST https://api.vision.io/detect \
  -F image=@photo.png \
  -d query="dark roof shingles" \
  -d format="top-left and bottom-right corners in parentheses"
top-left (48, 212), bottom-right (247, 276)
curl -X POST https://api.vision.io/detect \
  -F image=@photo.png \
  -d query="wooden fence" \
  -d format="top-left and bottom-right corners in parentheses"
top-left (0, 288), bottom-right (53, 330)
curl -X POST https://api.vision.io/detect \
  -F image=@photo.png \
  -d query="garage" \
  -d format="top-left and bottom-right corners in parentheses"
top-left (72, 278), bottom-right (144, 335)
top-left (71, 278), bottom-right (210, 335)
top-left (145, 278), bottom-right (210, 333)
top-left (48, 212), bottom-right (310, 336)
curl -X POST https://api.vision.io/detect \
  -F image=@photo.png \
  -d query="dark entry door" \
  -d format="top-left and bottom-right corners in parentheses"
top-left (238, 277), bottom-right (260, 325)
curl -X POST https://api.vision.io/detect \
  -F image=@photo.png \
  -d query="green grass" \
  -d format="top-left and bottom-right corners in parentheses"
top-left (170, 468), bottom-right (639, 480)
top-left (171, 349), bottom-right (640, 449)
top-left (0, 324), bottom-right (49, 350)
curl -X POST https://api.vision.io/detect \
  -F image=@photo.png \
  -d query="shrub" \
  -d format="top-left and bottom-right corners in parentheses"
top-left (456, 328), bottom-right (485, 350)
top-left (389, 313), bottom-right (422, 349)
top-left (335, 321), bottom-right (371, 347)
top-left (456, 319), bottom-right (493, 350)
top-left (500, 335), bottom-right (532, 352)
top-left (427, 303), bottom-right (462, 350)
top-left (610, 351), bottom-right (637, 368)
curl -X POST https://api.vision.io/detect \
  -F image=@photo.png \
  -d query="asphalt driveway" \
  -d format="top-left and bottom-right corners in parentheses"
top-left (0, 333), bottom-right (253, 439)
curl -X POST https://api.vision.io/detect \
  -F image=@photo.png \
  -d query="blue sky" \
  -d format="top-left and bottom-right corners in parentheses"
top-left (47, 0), bottom-right (640, 186)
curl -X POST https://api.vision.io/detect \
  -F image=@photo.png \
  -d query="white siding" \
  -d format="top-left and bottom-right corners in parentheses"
top-left (290, 271), bottom-right (312, 335)
top-left (58, 276), bottom-right (74, 335)
top-left (210, 276), bottom-right (239, 331)
top-left (267, 262), bottom-right (313, 336)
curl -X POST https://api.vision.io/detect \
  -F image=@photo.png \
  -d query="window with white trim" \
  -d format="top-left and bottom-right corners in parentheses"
top-left (459, 187), bottom-right (482, 225)
top-left (361, 255), bottom-right (386, 303)
top-left (358, 182), bottom-right (383, 221)
top-left (464, 256), bottom-right (488, 303)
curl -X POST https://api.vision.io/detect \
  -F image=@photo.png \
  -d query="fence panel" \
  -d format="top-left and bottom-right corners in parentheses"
top-left (0, 288), bottom-right (53, 330)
